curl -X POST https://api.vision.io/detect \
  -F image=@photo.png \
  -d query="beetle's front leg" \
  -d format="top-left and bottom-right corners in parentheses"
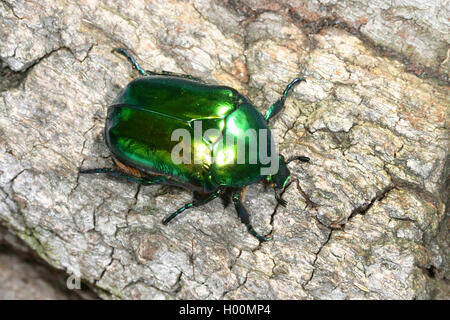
top-left (274, 188), bottom-right (288, 207)
top-left (264, 77), bottom-right (306, 121)
top-left (232, 188), bottom-right (272, 242)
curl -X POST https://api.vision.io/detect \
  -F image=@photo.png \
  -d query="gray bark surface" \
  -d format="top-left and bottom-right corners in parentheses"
top-left (0, 0), bottom-right (448, 299)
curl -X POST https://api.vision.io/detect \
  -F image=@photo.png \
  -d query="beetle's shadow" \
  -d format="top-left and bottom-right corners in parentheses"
top-left (218, 188), bottom-right (233, 209)
top-left (192, 188), bottom-right (233, 209)
top-left (217, 181), bottom-right (274, 210)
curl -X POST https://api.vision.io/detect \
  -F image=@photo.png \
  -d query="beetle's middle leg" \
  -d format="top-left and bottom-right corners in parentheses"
top-left (232, 188), bottom-right (272, 242)
top-left (112, 48), bottom-right (203, 82)
top-left (162, 188), bottom-right (223, 225)
top-left (79, 168), bottom-right (168, 185)
top-left (264, 77), bottom-right (306, 121)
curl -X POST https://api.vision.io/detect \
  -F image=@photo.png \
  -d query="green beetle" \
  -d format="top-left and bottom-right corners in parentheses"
top-left (80, 48), bottom-right (310, 241)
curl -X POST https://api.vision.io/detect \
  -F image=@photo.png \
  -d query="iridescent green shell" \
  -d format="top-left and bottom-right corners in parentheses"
top-left (105, 76), bottom-right (273, 192)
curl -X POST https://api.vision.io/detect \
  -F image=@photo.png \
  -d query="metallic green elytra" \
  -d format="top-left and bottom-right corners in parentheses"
top-left (80, 48), bottom-right (310, 241)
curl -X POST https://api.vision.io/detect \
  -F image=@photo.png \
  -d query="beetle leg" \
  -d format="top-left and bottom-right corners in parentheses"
top-left (79, 168), bottom-right (167, 185)
top-left (112, 48), bottom-right (155, 77)
top-left (112, 47), bottom-right (204, 82)
top-left (162, 188), bottom-right (223, 225)
top-left (264, 77), bottom-right (306, 121)
top-left (274, 188), bottom-right (288, 207)
top-left (79, 168), bottom-right (115, 174)
top-left (232, 188), bottom-right (272, 242)
top-left (159, 70), bottom-right (204, 83)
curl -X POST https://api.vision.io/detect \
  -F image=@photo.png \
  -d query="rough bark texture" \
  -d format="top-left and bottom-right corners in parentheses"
top-left (0, 0), bottom-right (448, 299)
top-left (0, 226), bottom-right (96, 299)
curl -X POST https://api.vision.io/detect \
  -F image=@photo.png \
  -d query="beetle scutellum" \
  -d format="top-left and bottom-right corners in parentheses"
top-left (80, 48), bottom-right (310, 241)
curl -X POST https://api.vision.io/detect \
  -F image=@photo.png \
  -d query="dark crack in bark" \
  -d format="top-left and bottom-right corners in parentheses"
top-left (345, 184), bottom-right (396, 228)
top-left (95, 247), bottom-right (115, 285)
top-left (302, 228), bottom-right (333, 289)
top-left (0, 46), bottom-right (73, 91)
top-left (285, 5), bottom-right (448, 84)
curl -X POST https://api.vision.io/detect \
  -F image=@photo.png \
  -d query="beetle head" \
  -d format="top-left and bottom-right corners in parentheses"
top-left (266, 155), bottom-right (310, 207)
top-left (270, 155), bottom-right (291, 190)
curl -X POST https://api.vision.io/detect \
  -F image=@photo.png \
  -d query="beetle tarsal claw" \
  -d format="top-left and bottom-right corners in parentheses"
top-left (274, 190), bottom-right (287, 207)
top-left (247, 225), bottom-right (272, 242)
top-left (278, 198), bottom-right (288, 207)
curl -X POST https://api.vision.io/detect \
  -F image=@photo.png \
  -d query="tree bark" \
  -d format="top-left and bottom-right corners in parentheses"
top-left (0, 0), bottom-right (448, 299)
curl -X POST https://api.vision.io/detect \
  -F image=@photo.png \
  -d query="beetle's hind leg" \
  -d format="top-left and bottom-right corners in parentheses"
top-left (112, 47), bottom-right (203, 82)
top-left (79, 168), bottom-right (168, 185)
top-left (232, 188), bottom-right (272, 242)
top-left (112, 48), bottom-right (153, 77)
top-left (159, 70), bottom-right (204, 83)
top-left (162, 189), bottom-right (223, 225)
